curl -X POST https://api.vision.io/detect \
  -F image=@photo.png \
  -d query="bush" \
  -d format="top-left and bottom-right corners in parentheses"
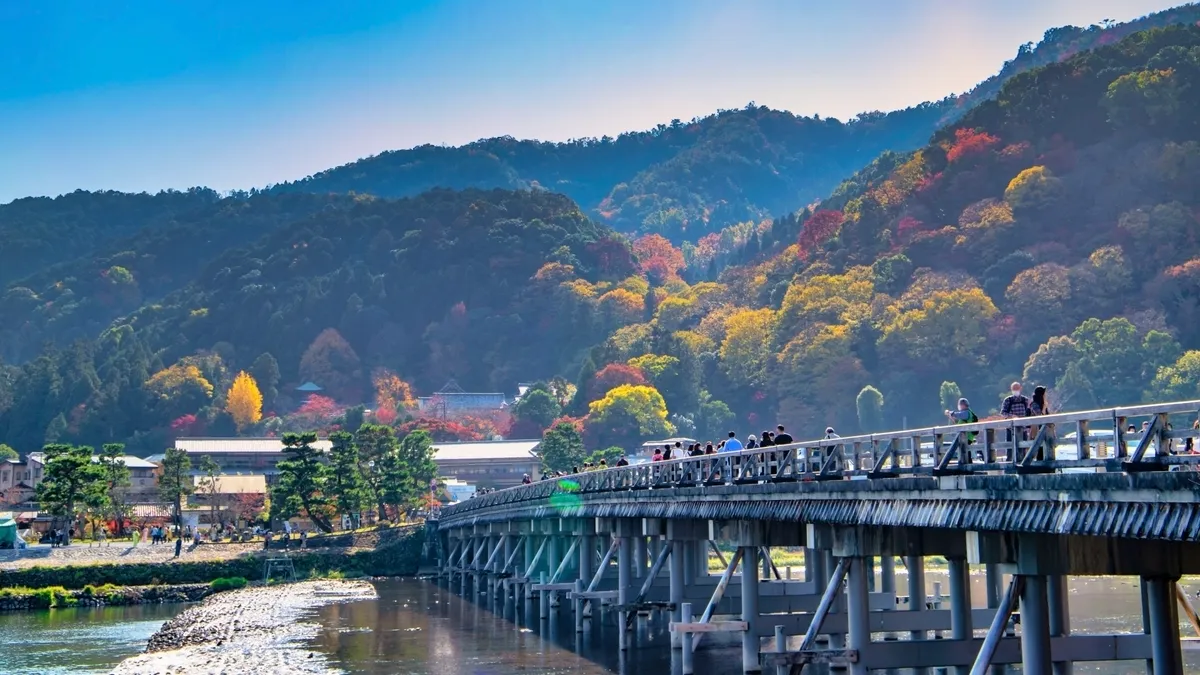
top-left (209, 577), bottom-right (248, 592)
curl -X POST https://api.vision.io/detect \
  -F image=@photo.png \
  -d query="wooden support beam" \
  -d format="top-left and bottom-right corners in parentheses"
top-left (692, 546), bottom-right (744, 651)
top-left (549, 537), bottom-right (580, 584)
top-left (969, 572), bottom-right (1022, 675)
top-left (671, 620), bottom-right (749, 633)
top-left (800, 557), bottom-right (850, 651)
top-left (500, 535), bottom-right (525, 574)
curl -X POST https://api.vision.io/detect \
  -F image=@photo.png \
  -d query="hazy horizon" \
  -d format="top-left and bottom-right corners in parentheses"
top-left (0, 0), bottom-right (1184, 203)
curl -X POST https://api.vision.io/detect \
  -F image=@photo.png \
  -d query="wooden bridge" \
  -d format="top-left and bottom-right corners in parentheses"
top-left (432, 400), bottom-right (1200, 675)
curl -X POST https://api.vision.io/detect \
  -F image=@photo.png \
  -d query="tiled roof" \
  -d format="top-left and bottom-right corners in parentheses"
top-left (433, 440), bottom-right (540, 461)
top-left (175, 438), bottom-right (333, 454)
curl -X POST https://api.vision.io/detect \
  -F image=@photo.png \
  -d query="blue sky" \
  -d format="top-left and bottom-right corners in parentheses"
top-left (0, 0), bottom-right (1182, 203)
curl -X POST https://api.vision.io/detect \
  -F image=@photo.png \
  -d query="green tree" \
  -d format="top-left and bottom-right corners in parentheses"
top-left (250, 352), bottom-right (281, 408)
top-left (1149, 350), bottom-right (1200, 401)
top-left (0, 444), bottom-right (17, 461)
top-left (196, 455), bottom-right (224, 527)
top-left (354, 424), bottom-right (396, 518)
top-left (586, 447), bottom-right (625, 466)
top-left (388, 430), bottom-right (438, 518)
top-left (272, 432), bottom-right (333, 532)
top-left (327, 431), bottom-right (366, 527)
top-left (158, 447), bottom-right (193, 532)
top-left (939, 382), bottom-right (963, 416)
top-left (96, 443), bottom-right (132, 536)
top-left (36, 444), bottom-right (105, 543)
top-left (512, 384), bottom-right (562, 432)
top-left (856, 386), bottom-right (884, 433)
top-left (540, 422), bottom-right (587, 472)
top-left (694, 389), bottom-right (735, 440)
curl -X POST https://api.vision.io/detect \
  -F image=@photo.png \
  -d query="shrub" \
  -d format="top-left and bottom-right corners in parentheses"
top-left (209, 577), bottom-right (248, 592)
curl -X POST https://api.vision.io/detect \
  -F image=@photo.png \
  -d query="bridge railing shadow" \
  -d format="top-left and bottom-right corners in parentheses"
top-left (444, 399), bottom-right (1200, 518)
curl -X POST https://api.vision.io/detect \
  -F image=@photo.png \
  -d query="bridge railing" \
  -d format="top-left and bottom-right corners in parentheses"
top-left (442, 400), bottom-right (1200, 518)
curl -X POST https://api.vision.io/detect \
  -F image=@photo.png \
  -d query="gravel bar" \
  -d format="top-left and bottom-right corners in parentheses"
top-left (111, 579), bottom-right (377, 675)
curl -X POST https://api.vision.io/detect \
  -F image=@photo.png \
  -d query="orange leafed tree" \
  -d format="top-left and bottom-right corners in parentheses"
top-left (372, 368), bottom-right (417, 421)
top-left (945, 128), bottom-right (1001, 164)
top-left (632, 234), bottom-right (686, 283)
top-left (225, 371), bottom-right (263, 432)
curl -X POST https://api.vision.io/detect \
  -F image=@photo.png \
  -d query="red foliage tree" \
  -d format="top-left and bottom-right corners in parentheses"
top-left (895, 216), bottom-right (924, 244)
top-left (797, 210), bottom-right (844, 262)
top-left (945, 128), bottom-right (1001, 164)
top-left (632, 234), bottom-right (686, 283)
top-left (587, 363), bottom-right (647, 402)
top-left (170, 413), bottom-right (203, 436)
top-left (291, 394), bottom-right (342, 430)
top-left (586, 237), bottom-right (637, 278)
top-left (397, 417), bottom-right (486, 442)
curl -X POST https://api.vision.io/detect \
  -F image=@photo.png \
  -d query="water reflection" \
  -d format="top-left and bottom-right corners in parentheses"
top-left (0, 603), bottom-right (184, 674)
top-left (310, 576), bottom-right (1200, 675)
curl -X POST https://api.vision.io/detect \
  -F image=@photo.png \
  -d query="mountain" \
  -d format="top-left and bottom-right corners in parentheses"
top-left (271, 103), bottom-right (953, 244)
top-left (270, 5), bottom-right (1200, 244)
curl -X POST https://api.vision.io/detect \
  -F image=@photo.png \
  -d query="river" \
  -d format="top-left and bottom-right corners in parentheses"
top-left (0, 603), bottom-right (185, 674)
top-left (1, 573), bottom-right (1198, 673)
top-left (307, 575), bottom-right (1200, 674)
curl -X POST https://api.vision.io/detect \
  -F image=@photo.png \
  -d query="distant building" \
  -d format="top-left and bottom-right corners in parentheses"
top-left (0, 452), bottom-right (157, 507)
top-left (417, 379), bottom-right (506, 415)
top-left (170, 436), bottom-right (540, 490)
top-left (296, 382), bottom-right (324, 393)
top-left (172, 437), bottom-right (333, 482)
top-left (433, 439), bottom-right (541, 489)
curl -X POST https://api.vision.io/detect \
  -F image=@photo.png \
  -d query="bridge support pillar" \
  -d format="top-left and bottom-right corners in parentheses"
top-left (1047, 575), bottom-right (1072, 675)
top-left (669, 537), bottom-right (685, 648)
top-left (618, 533), bottom-right (632, 651)
top-left (1144, 576), bottom-right (1183, 675)
top-left (907, 555), bottom-right (928, 675)
top-left (846, 556), bottom-right (870, 675)
top-left (949, 557), bottom-right (972, 675)
top-left (1019, 575), bottom-right (1052, 675)
top-left (634, 536), bottom-right (646, 580)
top-left (741, 545), bottom-right (761, 673)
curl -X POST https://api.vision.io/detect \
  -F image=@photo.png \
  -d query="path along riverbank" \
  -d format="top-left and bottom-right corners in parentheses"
top-left (112, 579), bottom-right (376, 675)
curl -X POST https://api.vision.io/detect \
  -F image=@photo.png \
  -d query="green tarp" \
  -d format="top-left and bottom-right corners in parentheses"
top-left (0, 518), bottom-right (18, 547)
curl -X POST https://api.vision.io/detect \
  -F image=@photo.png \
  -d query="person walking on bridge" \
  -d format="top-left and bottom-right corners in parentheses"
top-left (721, 431), bottom-right (743, 452)
top-left (773, 425), bottom-right (793, 445)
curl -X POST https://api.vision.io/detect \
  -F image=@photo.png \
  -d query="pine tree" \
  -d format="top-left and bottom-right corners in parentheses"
top-left (328, 431), bottom-right (366, 527)
top-left (272, 432), bottom-right (333, 532)
top-left (225, 371), bottom-right (263, 432)
top-left (158, 448), bottom-right (193, 532)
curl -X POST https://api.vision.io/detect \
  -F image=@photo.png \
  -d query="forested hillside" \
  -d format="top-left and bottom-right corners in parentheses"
top-left (0, 189), bottom-right (625, 453)
top-left (272, 103), bottom-right (951, 244)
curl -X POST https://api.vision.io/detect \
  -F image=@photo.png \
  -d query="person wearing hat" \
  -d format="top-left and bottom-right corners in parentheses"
top-left (946, 397), bottom-right (979, 445)
top-left (823, 427), bottom-right (840, 439)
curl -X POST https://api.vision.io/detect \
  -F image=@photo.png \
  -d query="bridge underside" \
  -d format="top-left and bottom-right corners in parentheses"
top-left (434, 472), bottom-right (1200, 674)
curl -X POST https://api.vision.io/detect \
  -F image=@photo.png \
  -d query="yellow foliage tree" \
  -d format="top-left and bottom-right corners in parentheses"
top-left (719, 308), bottom-right (777, 389)
top-left (1004, 166), bottom-right (1064, 212)
top-left (586, 384), bottom-right (674, 448)
top-left (878, 288), bottom-right (999, 366)
top-left (373, 369), bottom-right (417, 412)
top-left (225, 371), bottom-right (263, 432)
top-left (145, 364), bottom-right (214, 405)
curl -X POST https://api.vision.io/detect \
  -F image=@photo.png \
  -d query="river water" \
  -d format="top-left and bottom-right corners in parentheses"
top-left (0, 603), bottom-right (184, 674)
top-left (0, 573), bottom-right (1197, 673)
top-left (308, 575), bottom-right (1200, 674)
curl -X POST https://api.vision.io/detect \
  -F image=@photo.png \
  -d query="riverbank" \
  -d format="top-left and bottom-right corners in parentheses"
top-left (0, 526), bottom-right (424, 590)
top-left (112, 579), bottom-right (376, 675)
top-left (0, 582), bottom-right (214, 611)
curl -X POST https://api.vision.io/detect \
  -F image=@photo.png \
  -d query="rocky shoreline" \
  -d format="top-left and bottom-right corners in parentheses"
top-left (112, 579), bottom-right (377, 675)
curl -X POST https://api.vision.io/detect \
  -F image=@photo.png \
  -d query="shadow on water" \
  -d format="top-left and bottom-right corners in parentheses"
top-left (310, 576), bottom-right (1200, 675)
top-left (310, 577), bottom-right (746, 675)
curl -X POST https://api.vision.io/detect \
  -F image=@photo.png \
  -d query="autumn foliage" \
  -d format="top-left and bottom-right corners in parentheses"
top-left (225, 371), bottom-right (263, 432)
top-left (797, 210), bottom-right (844, 261)
top-left (587, 363), bottom-right (647, 402)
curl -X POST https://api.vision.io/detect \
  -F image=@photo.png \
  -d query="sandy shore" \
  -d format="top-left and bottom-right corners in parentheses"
top-left (0, 542), bottom-right (268, 570)
top-left (111, 579), bottom-right (377, 675)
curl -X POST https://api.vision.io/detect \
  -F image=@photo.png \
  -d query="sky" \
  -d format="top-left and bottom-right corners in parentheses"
top-left (0, 0), bottom-right (1184, 203)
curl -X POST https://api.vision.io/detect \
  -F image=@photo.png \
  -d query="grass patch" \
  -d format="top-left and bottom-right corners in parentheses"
top-left (209, 577), bottom-right (248, 592)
